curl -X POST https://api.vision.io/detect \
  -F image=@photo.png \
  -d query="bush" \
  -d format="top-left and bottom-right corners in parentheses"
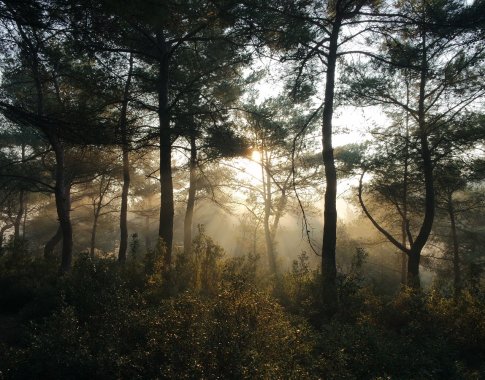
top-left (0, 248), bottom-right (315, 379)
top-left (1, 243), bottom-right (484, 379)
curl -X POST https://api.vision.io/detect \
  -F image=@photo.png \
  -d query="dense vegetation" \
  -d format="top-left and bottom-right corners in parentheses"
top-left (0, 0), bottom-right (484, 378)
top-left (1, 241), bottom-right (484, 379)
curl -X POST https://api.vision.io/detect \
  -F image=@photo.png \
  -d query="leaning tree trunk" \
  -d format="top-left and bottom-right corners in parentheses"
top-left (184, 134), bottom-right (197, 256)
top-left (157, 36), bottom-right (175, 268)
top-left (25, 26), bottom-right (73, 273)
top-left (321, 18), bottom-right (341, 315)
top-left (118, 53), bottom-right (133, 263)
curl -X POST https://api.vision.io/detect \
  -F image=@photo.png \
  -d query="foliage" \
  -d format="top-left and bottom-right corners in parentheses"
top-left (0, 245), bottom-right (485, 379)
top-left (0, 0), bottom-right (484, 378)
top-left (0, 248), bottom-right (314, 379)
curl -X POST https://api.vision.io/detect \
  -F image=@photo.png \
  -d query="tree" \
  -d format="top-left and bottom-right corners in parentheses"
top-left (246, 0), bottom-right (379, 312)
top-left (0, 0), bottom-right (75, 271)
top-left (80, 172), bottom-right (120, 257)
top-left (0, 0), bottom-right (133, 271)
top-left (166, 34), bottom-right (248, 257)
top-left (235, 95), bottom-right (321, 279)
top-left (346, 0), bottom-right (485, 288)
top-left (69, 0), bottom-right (251, 270)
top-left (0, 121), bottom-right (46, 252)
top-left (433, 118), bottom-right (485, 297)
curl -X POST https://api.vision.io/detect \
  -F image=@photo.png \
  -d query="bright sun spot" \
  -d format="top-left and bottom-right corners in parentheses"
top-left (251, 150), bottom-right (261, 161)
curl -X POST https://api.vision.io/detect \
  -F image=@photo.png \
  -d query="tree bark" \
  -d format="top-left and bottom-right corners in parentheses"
top-left (401, 74), bottom-right (411, 285)
top-left (90, 201), bottom-right (102, 257)
top-left (447, 193), bottom-right (461, 298)
top-left (157, 36), bottom-right (174, 267)
top-left (13, 190), bottom-right (24, 243)
top-left (52, 140), bottom-right (73, 274)
top-left (14, 143), bottom-right (26, 250)
top-left (321, 17), bottom-right (341, 315)
top-left (270, 188), bottom-right (287, 244)
top-left (0, 224), bottom-right (14, 256)
top-left (44, 226), bottom-right (62, 260)
top-left (184, 134), bottom-right (197, 256)
top-left (22, 205), bottom-right (27, 239)
top-left (407, 249), bottom-right (421, 288)
top-left (145, 215), bottom-right (151, 251)
top-left (263, 158), bottom-right (277, 275)
top-left (118, 53), bottom-right (133, 263)
top-left (406, 27), bottom-right (435, 288)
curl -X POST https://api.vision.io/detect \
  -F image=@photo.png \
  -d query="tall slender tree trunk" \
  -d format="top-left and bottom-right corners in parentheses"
top-left (90, 218), bottom-right (98, 257)
top-left (400, 235), bottom-right (408, 284)
top-left (90, 202), bottom-right (102, 257)
top-left (184, 134), bottom-right (197, 256)
top-left (270, 188), bottom-right (287, 243)
top-left (14, 143), bottom-right (26, 251)
top-left (401, 75), bottom-right (410, 285)
top-left (406, 27), bottom-right (435, 289)
top-left (118, 53), bottom-right (133, 263)
top-left (321, 18), bottom-right (341, 314)
top-left (145, 215), bottom-right (151, 251)
top-left (447, 192), bottom-right (461, 298)
top-left (52, 140), bottom-right (73, 274)
top-left (14, 190), bottom-right (24, 242)
top-left (263, 158), bottom-right (277, 275)
top-left (158, 46), bottom-right (174, 267)
top-left (22, 206), bottom-right (27, 239)
top-left (44, 226), bottom-right (62, 260)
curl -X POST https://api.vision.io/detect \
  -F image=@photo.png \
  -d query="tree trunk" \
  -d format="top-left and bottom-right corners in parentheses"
top-left (405, 28), bottom-right (435, 288)
top-left (184, 134), bottom-right (197, 256)
top-left (407, 249), bottom-right (421, 289)
top-left (23, 24), bottom-right (73, 273)
top-left (52, 140), bottom-right (73, 274)
top-left (145, 215), bottom-right (151, 251)
top-left (14, 143), bottom-right (26, 250)
top-left (44, 226), bottom-right (62, 260)
top-left (270, 192), bottom-right (287, 241)
top-left (118, 53), bottom-right (133, 263)
top-left (90, 220), bottom-right (97, 257)
top-left (90, 203), bottom-right (101, 257)
top-left (22, 206), bottom-right (27, 239)
top-left (447, 193), bottom-right (461, 298)
top-left (118, 143), bottom-right (130, 262)
top-left (262, 156), bottom-right (277, 275)
top-left (13, 190), bottom-right (24, 243)
top-left (401, 74), bottom-right (411, 285)
top-left (158, 41), bottom-right (174, 268)
top-left (321, 18), bottom-right (341, 315)
top-left (401, 251), bottom-right (408, 285)
top-left (0, 224), bottom-right (14, 256)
